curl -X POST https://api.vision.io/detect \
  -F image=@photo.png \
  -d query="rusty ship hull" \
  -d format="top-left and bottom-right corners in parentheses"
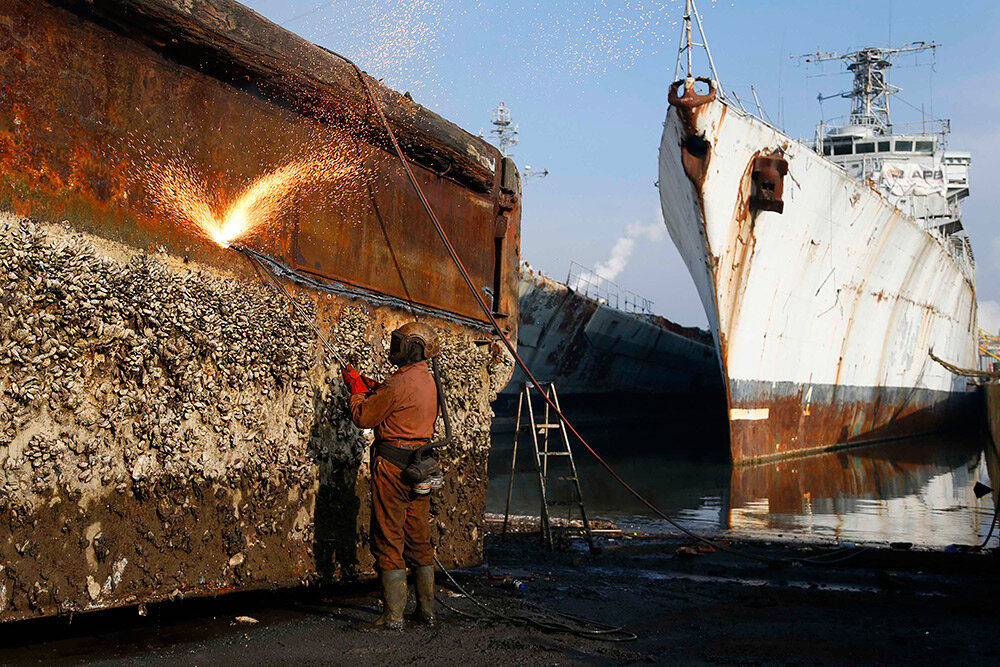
top-left (498, 266), bottom-right (724, 431)
top-left (658, 94), bottom-right (977, 464)
top-left (0, 0), bottom-right (520, 622)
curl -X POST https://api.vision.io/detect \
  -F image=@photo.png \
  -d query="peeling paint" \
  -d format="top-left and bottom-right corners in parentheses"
top-left (659, 96), bottom-right (977, 463)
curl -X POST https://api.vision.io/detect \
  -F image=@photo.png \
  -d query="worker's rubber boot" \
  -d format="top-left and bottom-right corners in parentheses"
top-left (412, 565), bottom-right (437, 626)
top-left (375, 569), bottom-right (407, 631)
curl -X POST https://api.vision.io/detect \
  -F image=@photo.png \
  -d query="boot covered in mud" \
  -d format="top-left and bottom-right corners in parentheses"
top-left (412, 565), bottom-right (436, 626)
top-left (376, 568), bottom-right (407, 631)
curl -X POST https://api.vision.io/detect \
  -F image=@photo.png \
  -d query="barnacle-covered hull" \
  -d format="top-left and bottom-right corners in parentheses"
top-left (0, 0), bottom-right (519, 621)
top-left (658, 96), bottom-right (977, 463)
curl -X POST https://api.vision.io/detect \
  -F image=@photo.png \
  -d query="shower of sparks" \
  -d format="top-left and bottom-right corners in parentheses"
top-left (294, 0), bottom-right (712, 97)
top-left (146, 155), bottom-right (356, 248)
top-left (304, 0), bottom-right (448, 91)
top-left (205, 161), bottom-right (316, 247)
top-left (128, 0), bottom-right (727, 243)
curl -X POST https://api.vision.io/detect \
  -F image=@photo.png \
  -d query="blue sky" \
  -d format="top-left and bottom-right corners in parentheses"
top-left (243, 0), bottom-right (1000, 329)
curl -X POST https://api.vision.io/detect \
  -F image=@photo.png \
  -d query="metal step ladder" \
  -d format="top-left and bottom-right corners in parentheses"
top-left (502, 382), bottom-right (594, 550)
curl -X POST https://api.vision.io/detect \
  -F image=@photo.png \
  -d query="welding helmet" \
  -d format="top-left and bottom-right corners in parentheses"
top-left (389, 322), bottom-right (440, 366)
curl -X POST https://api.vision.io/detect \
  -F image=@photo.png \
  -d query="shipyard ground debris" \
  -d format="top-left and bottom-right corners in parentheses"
top-left (2, 531), bottom-right (1000, 664)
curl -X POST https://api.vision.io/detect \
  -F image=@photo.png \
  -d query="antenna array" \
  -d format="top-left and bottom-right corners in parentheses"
top-left (794, 43), bottom-right (936, 133)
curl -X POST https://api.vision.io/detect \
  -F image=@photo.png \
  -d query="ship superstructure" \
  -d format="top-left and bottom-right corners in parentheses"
top-left (806, 44), bottom-right (973, 265)
top-left (658, 0), bottom-right (978, 463)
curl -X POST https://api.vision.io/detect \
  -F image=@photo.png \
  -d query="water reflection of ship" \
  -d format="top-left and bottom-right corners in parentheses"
top-left (729, 434), bottom-right (992, 545)
top-left (489, 429), bottom-right (1000, 546)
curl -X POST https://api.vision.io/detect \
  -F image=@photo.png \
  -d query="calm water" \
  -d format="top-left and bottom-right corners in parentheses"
top-left (486, 426), bottom-right (1000, 548)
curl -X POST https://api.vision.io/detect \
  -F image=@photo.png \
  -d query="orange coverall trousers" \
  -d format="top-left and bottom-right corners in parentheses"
top-left (370, 455), bottom-right (434, 571)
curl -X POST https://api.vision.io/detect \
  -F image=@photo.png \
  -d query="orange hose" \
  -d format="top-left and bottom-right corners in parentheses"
top-left (327, 52), bottom-right (865, 566)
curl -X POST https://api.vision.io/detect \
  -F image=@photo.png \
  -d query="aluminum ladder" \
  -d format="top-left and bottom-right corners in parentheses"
top-left (502, 381), bottom-right (594, 550)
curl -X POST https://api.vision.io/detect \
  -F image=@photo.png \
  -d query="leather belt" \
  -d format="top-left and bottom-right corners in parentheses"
top-left (375, 439), bottom-right (427, 470)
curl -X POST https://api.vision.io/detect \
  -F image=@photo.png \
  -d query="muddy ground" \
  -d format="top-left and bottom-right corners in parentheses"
top-left (0, 528), bottom-right (998, 666)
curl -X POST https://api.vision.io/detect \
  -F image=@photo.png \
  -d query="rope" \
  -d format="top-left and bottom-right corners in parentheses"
top-left (930, 350), bottom-right (1000, 380)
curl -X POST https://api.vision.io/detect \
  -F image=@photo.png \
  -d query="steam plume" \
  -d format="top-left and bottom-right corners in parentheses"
top-left (594, 220), bottom-right (665, 281)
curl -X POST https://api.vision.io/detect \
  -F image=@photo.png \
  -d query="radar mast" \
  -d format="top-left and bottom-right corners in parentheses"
top-left (490, 102), bottom-right (518, 158)
top-left (488, 102), bottom-right (548, 182)
top-left (796, 43), bottom-right (936, 134)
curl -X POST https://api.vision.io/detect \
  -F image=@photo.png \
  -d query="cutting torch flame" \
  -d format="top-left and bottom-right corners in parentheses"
top-left (152, 159), bottom-right (323, 248)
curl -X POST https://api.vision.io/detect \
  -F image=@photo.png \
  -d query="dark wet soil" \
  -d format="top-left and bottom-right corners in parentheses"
top-left (1, 532), bottom-right (998, 666)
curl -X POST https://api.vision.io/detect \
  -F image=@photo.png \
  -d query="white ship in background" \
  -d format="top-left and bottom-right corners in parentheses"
top-left (658, 1), bottom-right (977, 463)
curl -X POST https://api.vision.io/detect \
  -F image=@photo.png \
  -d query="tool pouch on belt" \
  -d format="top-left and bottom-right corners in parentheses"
top-left (403, 448), bottom-right (440, 484)
top-left (370, 440), bottom-right (439, 482)
top-left (374, 441), bottom-right (419, 471)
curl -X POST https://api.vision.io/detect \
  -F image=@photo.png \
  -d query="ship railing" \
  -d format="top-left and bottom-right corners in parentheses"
top-left (724, 86), bottom-right (785, 135)
top-left (944, 234), bottom-right (976, 283)
top-left (888, 118), bottom-right (951, 142)
top-left (814, 116), bottom-right (951, 145)
top-left (566, 261), bottom-right (655, 315)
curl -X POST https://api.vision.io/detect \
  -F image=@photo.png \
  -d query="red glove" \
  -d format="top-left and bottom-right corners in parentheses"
top-left (361, 375), bottom-right (382, 391)
top-left (341, 365), bottom-right (369, 395)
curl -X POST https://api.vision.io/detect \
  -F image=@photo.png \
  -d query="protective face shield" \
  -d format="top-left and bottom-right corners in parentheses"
top-left (388, 322), bottom-right (440, 367)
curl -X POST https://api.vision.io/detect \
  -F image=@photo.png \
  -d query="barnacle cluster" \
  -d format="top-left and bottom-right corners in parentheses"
top-left (0, 213), bottom-right (512, 617)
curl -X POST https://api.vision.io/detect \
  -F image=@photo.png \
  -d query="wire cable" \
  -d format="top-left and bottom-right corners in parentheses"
top-left (235, 242), bottom-right (637, 636)
top-left (432, 555), bottom-right (636, 642)
top-left (239, 234), bottom-right (863, 567)
top-left (217, 48), bottom-right (874, 571)
top-left (976, 502), bottom-right (999, 550)
top-left (331, 51), bottom-right (872, 569)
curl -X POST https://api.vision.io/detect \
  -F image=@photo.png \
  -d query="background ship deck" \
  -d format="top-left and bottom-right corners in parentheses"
top-left (495, 266), bottom-right (726, 442)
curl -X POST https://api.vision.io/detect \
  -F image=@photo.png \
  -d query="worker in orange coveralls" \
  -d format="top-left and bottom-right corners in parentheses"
top-left (341, 322), bottom-right (440, 631)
